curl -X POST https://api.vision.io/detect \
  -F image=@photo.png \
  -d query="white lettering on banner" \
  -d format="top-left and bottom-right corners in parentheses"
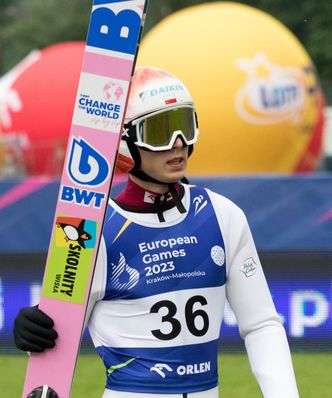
top-left (30, 283), bottom-right (42, 307)
top-left (290, 290), bottom-right (329, 337)
top-left (0, 279), bottom-right (4, 331)
top-left (139, 236), bottom-right (198, 253)
top-left (223, 300), bottom-right (237, 327)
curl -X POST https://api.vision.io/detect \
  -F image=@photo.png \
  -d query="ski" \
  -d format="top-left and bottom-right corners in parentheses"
top-left (22, 1), bottom-right (149, 397)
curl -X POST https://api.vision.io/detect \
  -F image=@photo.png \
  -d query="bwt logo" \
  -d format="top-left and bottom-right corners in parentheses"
top-left (60, 137), bottom-right (110, 209)
top-left (87, 3), bottom-right (142, 55)
top-left (68, 137), bottom-right (109, 187)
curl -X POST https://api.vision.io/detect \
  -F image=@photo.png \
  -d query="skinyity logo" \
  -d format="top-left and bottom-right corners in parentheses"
top-left (240, 257), bottom-right (257, 277)
top-left (111, 252), bottom-right (139, 292)
top-left (42, 215), bottom-right (97, 303)
top-left (67, 137), bottom-right (110, 186)
top-left (150, 363), bottom-right (173, 378)
top-left (193, 195), bottom-right (208, 216)
top-left (56, 216), bottom-right (96, 249)
top-left (236, 52), bottom-right (305, 125)
top-left (211, 245), bottom-right (225, 266)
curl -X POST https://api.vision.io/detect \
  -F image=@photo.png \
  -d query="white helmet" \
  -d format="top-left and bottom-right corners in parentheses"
top-left (117, 66), bottom-right (199, 175)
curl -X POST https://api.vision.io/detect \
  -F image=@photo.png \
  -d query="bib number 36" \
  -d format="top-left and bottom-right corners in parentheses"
top-left (150, 295), bottom-right (209, 340)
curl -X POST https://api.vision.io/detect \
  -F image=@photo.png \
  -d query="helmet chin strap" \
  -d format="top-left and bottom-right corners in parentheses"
top-left (127, 142), bottom-right (187, 217)
top-left (129, 167), bottom-right (176, 185)
top-left (129, 168), bottom-right (186, 216)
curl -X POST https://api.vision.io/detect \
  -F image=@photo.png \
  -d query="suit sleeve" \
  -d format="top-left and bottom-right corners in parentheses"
top-left (84, 236), bottom-right (107, 326)
top-left (209, 190), bottom-right (299, 398)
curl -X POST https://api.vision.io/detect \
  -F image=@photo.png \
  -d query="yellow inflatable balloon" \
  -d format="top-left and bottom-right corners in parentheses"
top-left (138, 2), bottom-right (324, 174)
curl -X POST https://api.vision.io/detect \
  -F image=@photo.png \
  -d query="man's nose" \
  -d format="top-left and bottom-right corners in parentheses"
top-left (172, 136), bottom-right (185, 149)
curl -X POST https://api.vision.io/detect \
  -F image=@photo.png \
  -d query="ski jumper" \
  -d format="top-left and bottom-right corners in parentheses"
top-left (87, 182), bottom-right (299, 398)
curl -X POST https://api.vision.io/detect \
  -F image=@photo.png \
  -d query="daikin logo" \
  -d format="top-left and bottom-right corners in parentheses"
top-left (67, 137), bottom-right (110, 187)
top-left (139, 84), bottom-right (184, 102)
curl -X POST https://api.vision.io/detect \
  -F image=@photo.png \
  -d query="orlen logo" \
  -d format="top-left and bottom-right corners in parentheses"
top-left (150, 361), bottom-right (211, 378)
top-left (150, 364), bottom-right (173, 378)
top-left (236, 52), bottom-right (305, 125)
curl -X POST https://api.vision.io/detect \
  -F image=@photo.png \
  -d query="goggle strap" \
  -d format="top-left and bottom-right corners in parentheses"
top-left (122, 122), bottom-right (137, 142)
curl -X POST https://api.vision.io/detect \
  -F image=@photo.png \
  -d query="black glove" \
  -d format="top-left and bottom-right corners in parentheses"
top-left (13, 305), bottom-right (58, 352)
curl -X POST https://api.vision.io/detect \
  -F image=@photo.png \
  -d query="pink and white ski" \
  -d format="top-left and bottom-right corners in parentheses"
top-left (22, 1), bottom-right (148, 397)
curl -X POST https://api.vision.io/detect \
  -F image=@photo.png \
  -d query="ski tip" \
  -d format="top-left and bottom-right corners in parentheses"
top-left (27, 385), bottom-right (59, 398)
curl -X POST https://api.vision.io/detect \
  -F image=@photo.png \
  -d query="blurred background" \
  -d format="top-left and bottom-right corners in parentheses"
top-left (0, 1), bottom-right (331, 396)
top-left (0, 0), bottom-right (332, 176)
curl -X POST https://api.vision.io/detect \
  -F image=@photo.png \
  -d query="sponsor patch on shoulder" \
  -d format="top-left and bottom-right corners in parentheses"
top-left (240, 257), bottom-right (257, 277)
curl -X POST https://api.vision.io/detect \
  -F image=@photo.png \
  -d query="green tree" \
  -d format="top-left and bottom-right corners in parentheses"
top-left (145, 0), bottom-right (332, 101)
top-left (0, 0), bottom-right (90, 74)
top-left (144, 0), bottom-right (262, 32)
top-left (259, 0), bottom-right (332, 101)
top-left (0, 0), bottom-right (332, 101)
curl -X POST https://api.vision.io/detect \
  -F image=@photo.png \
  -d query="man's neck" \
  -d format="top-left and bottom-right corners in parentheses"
top-left (114, 176), bottom-right (182, 209)
top-left (128, 174), bottom-right (170, 194)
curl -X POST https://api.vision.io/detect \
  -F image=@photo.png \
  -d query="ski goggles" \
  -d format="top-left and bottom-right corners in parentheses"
top-left (124, 106), bottom-right (199, 151)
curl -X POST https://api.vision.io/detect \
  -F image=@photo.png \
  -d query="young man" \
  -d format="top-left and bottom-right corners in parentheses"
top-left (14, 67), bottom-right (299, 398)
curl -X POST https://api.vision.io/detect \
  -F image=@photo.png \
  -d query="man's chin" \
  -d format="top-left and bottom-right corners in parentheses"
top-left (163, 171), bottom-right (186, 184)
